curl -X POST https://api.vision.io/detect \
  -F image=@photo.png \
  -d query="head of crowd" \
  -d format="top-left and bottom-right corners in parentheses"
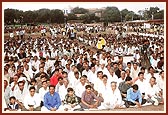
top-left (4, 22), bottom-right (164, 111)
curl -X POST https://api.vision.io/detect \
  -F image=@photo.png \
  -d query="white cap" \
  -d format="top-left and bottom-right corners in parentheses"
top-left (18, 77), bottom-right (27, 82)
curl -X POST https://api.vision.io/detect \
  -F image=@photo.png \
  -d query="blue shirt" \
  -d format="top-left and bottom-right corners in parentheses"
top-left (44, 92), bottom-right (61, 110)
top-left (126, 88), bottom-right (142, 104)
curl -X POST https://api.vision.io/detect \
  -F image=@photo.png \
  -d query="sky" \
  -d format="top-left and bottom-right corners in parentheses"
top-left (2, 2), bottom-right (165, 14)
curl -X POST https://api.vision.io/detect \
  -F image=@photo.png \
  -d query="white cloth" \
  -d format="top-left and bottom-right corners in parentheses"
top-left (94, 78), bottom-right (102, 91)
top-left (145, 84), bottom-right (160, 98)
top-left (135, 79), bottom-right (148, 94)
top-left (87, 71), bottom-right (97, 84)
top-left (97, 67), bottom-right (110, 77)
top-left (24, 93), bottom-right (41, 109)
top-left (39, 87), bottom-right (49, 102)
top-left (131, 68), bottom-right (140, 79)
top-left (31, 60), bottom-right (40, 74)
top-left (156, 76), bottom-right (164, 91)
top-left (4, 86), bottom-right (12, 105)
top-left (108, 73), bottom-right (118, 84)
top-left (12, 88), bottom-right (28, 103)
top-left (97, 82), bottom-right (110, 99)
top-left (100, 88), bottom-right (124, 109)
top-left (82, 69), bottom-right (91, 77)
top-left (75, 83), bottom-right (86, 98)
top-left (58, 104), bottom-right (81, 111)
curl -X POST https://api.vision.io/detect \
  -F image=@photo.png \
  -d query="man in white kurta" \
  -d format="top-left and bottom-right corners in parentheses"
top-left (98, 81), bottom-right (124, 110)
top-left (145, 77), bottom-right (162, 105)
top-left (87, 65), bottom-right (97, 84)
top-left (135, 72), bottom-right (148, 97)
top-left (75, 76), bottom-right (88, 98)
top-left (38, 81), bottom-right (49, 106)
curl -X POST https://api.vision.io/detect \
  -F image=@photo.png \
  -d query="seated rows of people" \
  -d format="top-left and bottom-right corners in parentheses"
top-left (4, 67), bottom-right (164, 111)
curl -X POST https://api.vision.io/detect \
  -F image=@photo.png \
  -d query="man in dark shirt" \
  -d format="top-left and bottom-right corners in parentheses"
top-left (118, 76), bottom-right (132, 100)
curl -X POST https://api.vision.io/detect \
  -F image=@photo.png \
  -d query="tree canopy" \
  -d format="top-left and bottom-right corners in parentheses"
top-left (4, 6), bottom-right (164, 25)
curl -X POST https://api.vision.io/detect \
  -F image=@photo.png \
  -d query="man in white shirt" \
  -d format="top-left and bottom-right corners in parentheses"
top-left (135, 72), bottom-right (148, 99)
top-left (58, 78), bottom-right (70, 101)
top-left (23, 86), bottom-right (41, 111)
top-left (23, 64), bottom-right (33, 83)
top-left (133, 49), bottom-right (140, 63)
top-left (145, 77), bottom-right (163, 105)
top-left (75, 75), bottom-right (88, 102)
top-left (117, 71), bottom-right (126, 87)
top-left (150, 53), bottom-right (159, 70)
top-left (98, 81), bottom-right (124, 110)
top-left (82, 61), bottom-right (91, 77)
top-left (131, 62), bottom-right (140, 79)
top-left (157, 71), bottom-right (164, 95)
top-left (31, 56), bottom-right (40, 75)
top-left (44, 55), bottom-right (53, 72)
top-left (97, 75), bottom-right (110, 100)
top-left (39, 80), bottom-right (49, 107)
top-left (51, 49), bottom-right (57, 59)
top-left (68, 65), bottom-right (76, 82)
top-left (94, 71), bottom-right (103, 91)
top-left (145, 66), bottom-right (159, 83)
top-left (87, 64), bottom-right (97, 84)
top-left (69, 71), bottom-right (80, 89)
top-left (61, 55), bottom-right (68, 67)
top-left (4, 79), bottom-right (12, 106)
top-left (12, 81), bottom-right (28, 110)
top-left (97, 62), bottom-right (110, 77)
top-left (107, 68), bottom-right (118, 85)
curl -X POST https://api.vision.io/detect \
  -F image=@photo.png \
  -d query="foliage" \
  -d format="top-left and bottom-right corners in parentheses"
top-left (102, 7), bottom-right (121, 23)
top-left (71, 7), bottom-right (89, 14)
top-left (4, 6), bottom-right (164, 25)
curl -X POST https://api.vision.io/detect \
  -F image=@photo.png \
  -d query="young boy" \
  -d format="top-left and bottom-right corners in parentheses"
top-left (60, 87), bottom-right (80, 111)
top-left (7, 96), bottom-right (19, 111)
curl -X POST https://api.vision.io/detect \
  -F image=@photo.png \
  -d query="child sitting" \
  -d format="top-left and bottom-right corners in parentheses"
top-left (7, 96), bottom-right (19, 111)
top-left (59, 87), bottom-right (80, 111)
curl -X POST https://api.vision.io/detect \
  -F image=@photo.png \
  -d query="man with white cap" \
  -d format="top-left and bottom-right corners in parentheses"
top-left (97, 61), bottom-right (110, 77)
top-left (117, 71), bottom-right (126, 87)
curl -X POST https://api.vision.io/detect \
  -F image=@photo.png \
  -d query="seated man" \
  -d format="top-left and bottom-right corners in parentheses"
top-left (118, 76), bottom-right (132, 100)
top-left (41, 85), bottom-right (61, 111)
top-left (23, 86), bottom-right (41, 111)
top-left (99, 81), bottom-right (125, 110)
top-left (125, 84), bottom-right (146, 108)
top-left (145, 77), bottom-right (163, 105)
top-left (80, 85), bottom-right (100, 109)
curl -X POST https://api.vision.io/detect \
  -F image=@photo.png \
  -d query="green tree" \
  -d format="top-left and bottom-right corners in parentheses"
top-left (23, 11), bottom-right (38, 23)
top-left (4, 9), bottom-right (23, 24)
top-left (142, 7), bottom-right (163, 20)
top-left (79, 14), bottom-right (90, 23)
top-left (102, 7), bottom-right (121, 23)
top-left (71, 7), bottom-right (88, 14)
top-left (121, 9), bottom-right (129, 22)
top-left (36, 9), bottom-right (50, 23)
top-left (153, 10), bottom-right (164, 19)
top-left (125, 11), bottom-right (135, 21)
top-left (50, 9), bottom-right (64, 23)
top-left (67, 13), bottom-right (77, 20)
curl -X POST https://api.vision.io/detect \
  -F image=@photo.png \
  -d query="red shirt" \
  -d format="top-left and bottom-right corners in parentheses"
top-left (50, 73), bottom-right (62, 86)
